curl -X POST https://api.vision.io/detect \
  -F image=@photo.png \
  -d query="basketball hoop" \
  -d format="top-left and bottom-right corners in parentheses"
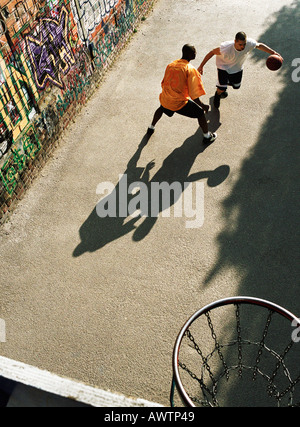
top-left (171, 297), bottom-right (300, 407)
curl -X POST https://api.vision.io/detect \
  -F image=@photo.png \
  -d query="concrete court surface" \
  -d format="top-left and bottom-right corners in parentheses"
top-left (0, 0), bottom-right (299, 407)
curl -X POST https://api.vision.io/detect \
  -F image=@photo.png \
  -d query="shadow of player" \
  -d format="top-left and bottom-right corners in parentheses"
top-left (73, 127), bottom-right (228, 257)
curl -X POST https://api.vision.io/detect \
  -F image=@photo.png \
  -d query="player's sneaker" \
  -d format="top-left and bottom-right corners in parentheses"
top-left (203, 132), bottom-right (217, 144)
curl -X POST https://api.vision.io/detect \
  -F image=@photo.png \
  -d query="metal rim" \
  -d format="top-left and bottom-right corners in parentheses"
top-left (172, 296), bottom-right (300, 407)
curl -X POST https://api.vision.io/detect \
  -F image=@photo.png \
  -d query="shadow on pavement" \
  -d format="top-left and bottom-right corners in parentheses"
top-left (205, 0), bottom-right (300, 312)
top-left (73, 125), bottom-right (228, 256)
top-left (197, 1), bottom-right (300, 407)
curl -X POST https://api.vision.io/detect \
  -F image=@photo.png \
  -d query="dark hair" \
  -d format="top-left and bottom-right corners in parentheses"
top-left (182, 44), bottom-right (196, 57)
top-left (235, 32), bottom-right (247, 41)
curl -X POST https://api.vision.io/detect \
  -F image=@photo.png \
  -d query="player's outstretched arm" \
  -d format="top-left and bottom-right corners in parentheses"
top-left (198, 48), bottom-right (221, 74)
top-left (256, 43), bottom-right (283, 60)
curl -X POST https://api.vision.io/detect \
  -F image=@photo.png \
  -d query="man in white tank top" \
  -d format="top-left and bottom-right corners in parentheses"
top-left (198, 32), bottom-right (283, 108)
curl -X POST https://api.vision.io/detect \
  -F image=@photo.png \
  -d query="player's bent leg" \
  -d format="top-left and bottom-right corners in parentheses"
top-left (198, 113), bottom-right (217, 144)
top-left (147, 106), bottom-right (164, 135)
top-left (229, 70), bottom-right (243, 91)
top-left (198, 114), bottom-right (208, 134)
top-left (216, 87), bottom-right (227, 95)
top-left (215, 68), bottom-right (230, 108)
top-left (175, 100), bottom-right (217, 143)
top-left (151, 106), bottom-right (164, 126)
top-left (214, 92), bottom-right (221, 109)
top-left (198, 115), bottom-right (217, 144)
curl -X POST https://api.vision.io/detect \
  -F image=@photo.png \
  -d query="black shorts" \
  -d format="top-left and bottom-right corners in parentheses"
top-left (217, 69), bottom-right (243, 90)
top-left (162, 99), bottom-right (204, 118)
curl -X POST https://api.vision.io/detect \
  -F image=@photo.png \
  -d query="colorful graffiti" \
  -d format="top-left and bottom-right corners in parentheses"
top-left (70, 0), bottom-right (119, 41)
top-left (0, 124), bottom-right (41, 195)
top-left (25, 6), bottom-right (76, 90)
top-left (0, 0), bottom-right (154, 213)
top-left (0, 52), bottom-right (39, 141)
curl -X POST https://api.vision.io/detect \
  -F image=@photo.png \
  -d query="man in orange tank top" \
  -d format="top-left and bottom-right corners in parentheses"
top-left (147, 44), bottom-right (217, 144)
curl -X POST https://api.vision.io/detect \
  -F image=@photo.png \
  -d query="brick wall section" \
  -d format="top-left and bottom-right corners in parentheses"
top-left (0, 0), bottom-right (156, 224)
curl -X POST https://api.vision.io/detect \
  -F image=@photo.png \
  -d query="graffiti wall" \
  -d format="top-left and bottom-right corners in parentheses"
top-left (0, 0), bottom-right (154, 220)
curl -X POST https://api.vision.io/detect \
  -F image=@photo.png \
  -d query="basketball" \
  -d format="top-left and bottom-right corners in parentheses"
top-left (266, 54), bottom-right (283, 71)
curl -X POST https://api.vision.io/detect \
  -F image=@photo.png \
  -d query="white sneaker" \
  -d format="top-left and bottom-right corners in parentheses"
top-left (203, 132), bottom-right (217, 144)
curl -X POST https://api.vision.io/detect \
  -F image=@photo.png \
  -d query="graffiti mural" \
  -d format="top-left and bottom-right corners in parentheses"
top-left (0, 52), bottom-right (39, 140)
top-left (0, 124), bottom-right (41, 195)
top-left (91, 0), bottom-right (147, 68)
top-left (0, 0), bottom-right (155, 217)
top-left (25, 6), bottom-right (76, 90)
top-left (70, 0), bottom-right (119, 41)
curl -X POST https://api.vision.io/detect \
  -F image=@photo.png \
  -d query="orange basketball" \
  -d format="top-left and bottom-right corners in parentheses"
top-left (266, 55), bottom-right (283, 71)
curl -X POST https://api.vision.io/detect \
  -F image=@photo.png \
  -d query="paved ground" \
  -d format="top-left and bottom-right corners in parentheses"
top-left (0, 0), bottom-right (299, 406)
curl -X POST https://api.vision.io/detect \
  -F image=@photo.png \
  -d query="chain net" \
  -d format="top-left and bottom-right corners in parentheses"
top-left (172, 302), bottom-right (300, 407)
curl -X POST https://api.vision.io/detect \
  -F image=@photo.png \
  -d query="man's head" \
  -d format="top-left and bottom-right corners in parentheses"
top-left (182, 44), bottom-right (196, 61)
top-left (235, 32), bottom-right (247, 51)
